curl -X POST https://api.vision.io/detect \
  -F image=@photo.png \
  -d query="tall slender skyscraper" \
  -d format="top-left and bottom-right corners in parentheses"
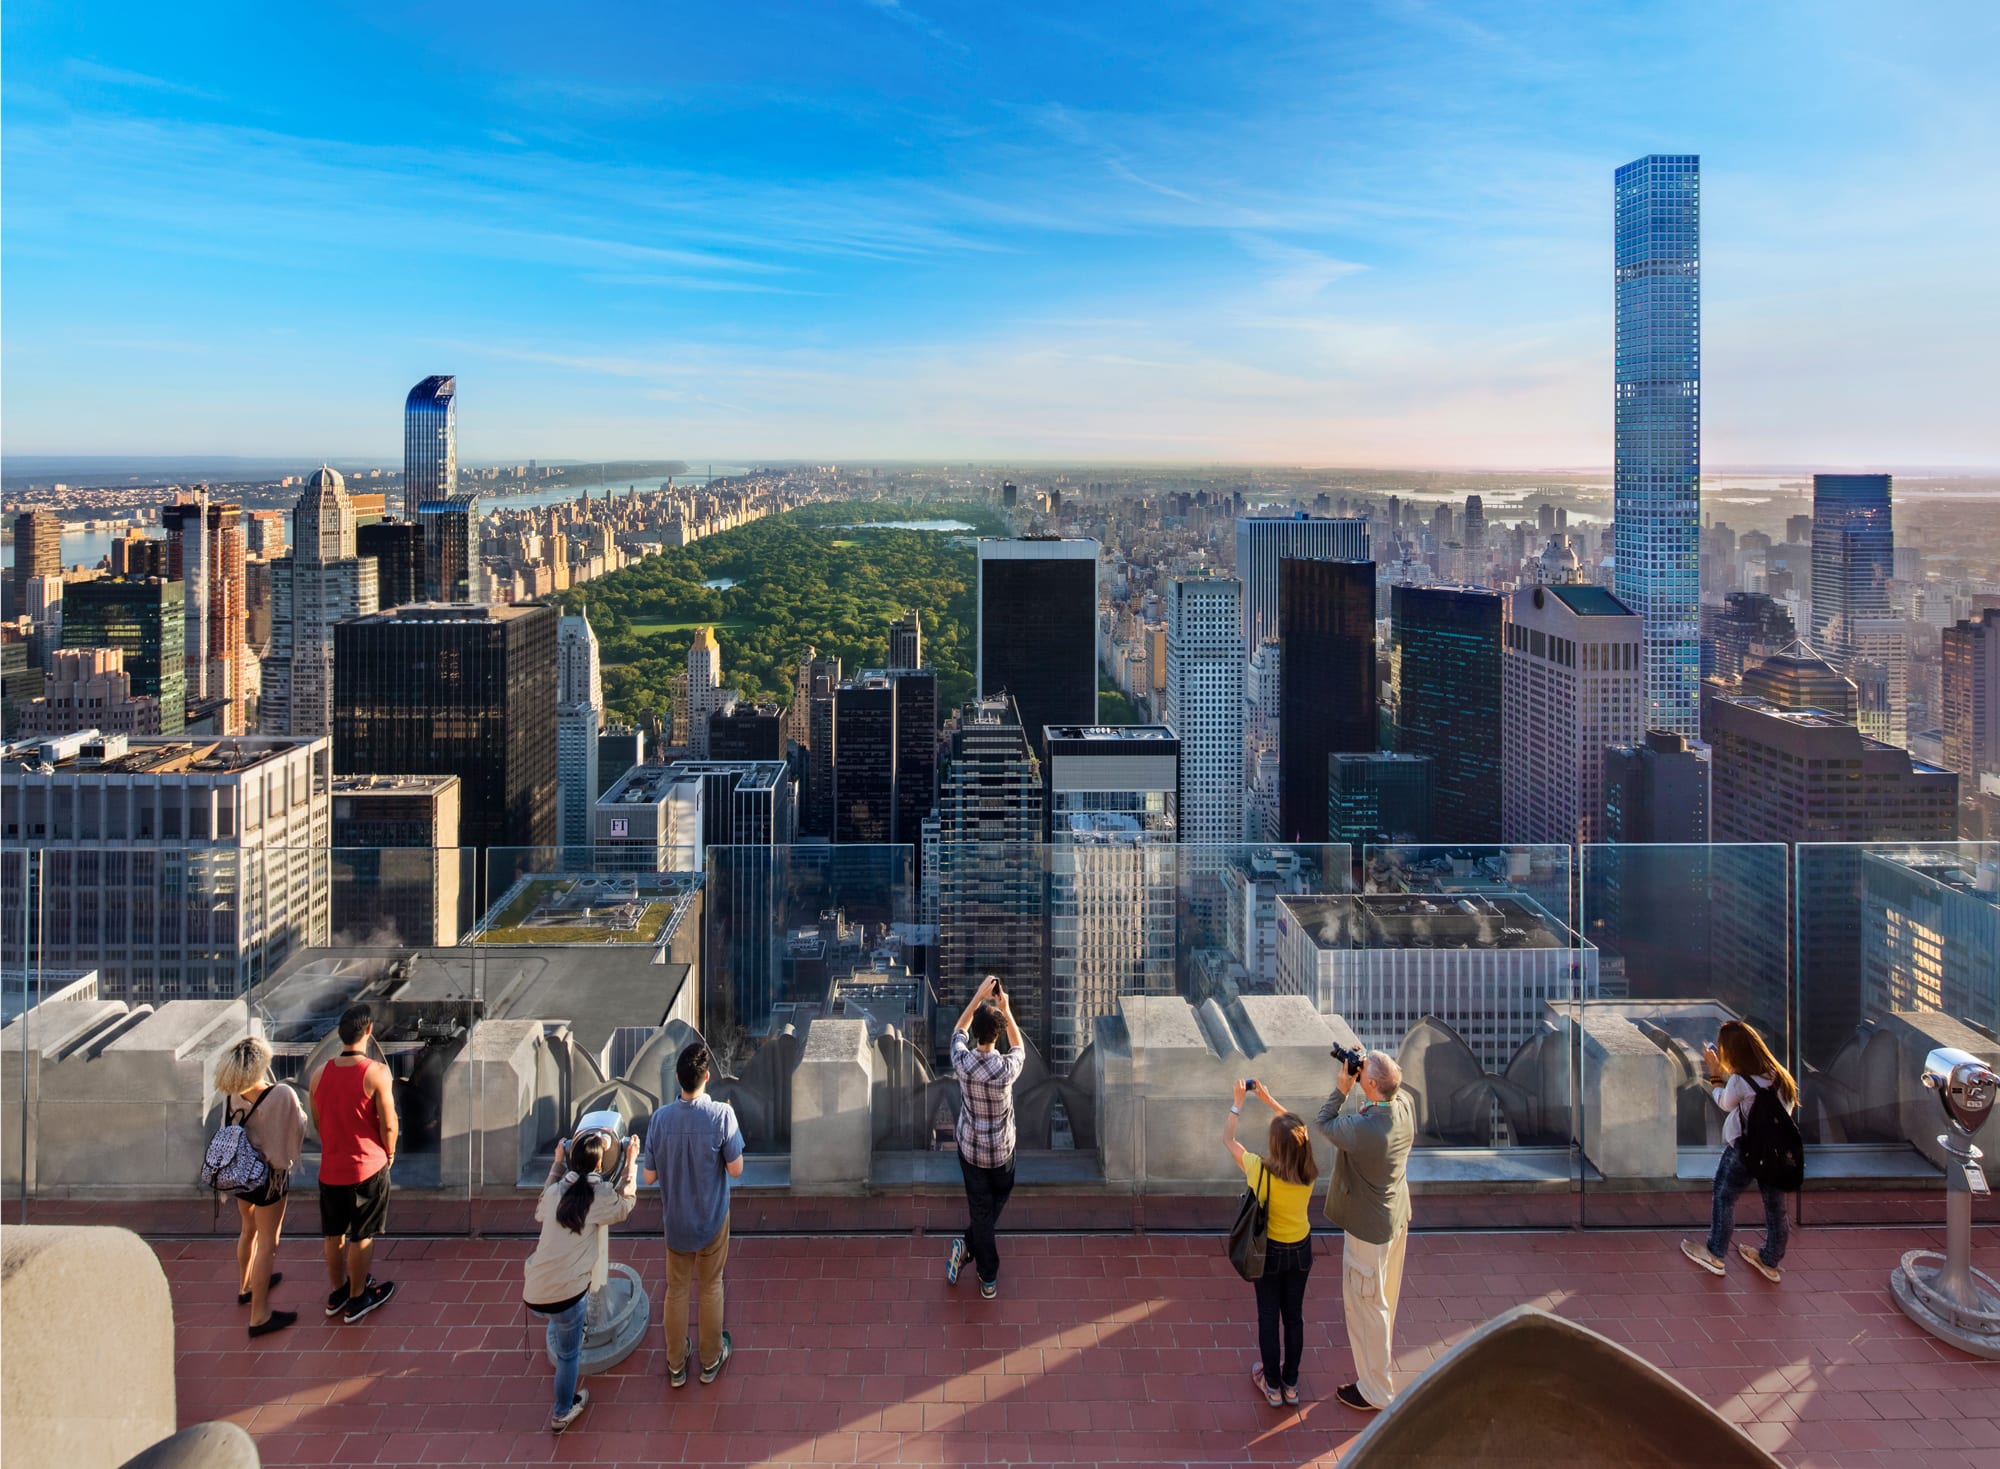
top-left (1234, 514), bottom-right (1370, 654)
top-left (264, 468), bottom-right (378, 736)
top-left (685, 626), bottom-right (727, 758)
top-left (1277, 559), bottom-right (1377, 843)
top-left (1613, 153), bottom-right (1702, 739)
top-left (556, 608), bottom-right (604, 851)
top-left (1165, 577), bottom-right (1245, 844)
top-left (1809, 473), bottom-right (1895, 655)
top-left (10, 509), bottom-right (62, 613)
top-left (404, 375), bottom-right (458, 520)
top-left (977, 538), bottom-right (1099, 758)
top-left (1392, 583), bottom-right (1504, 842)
top-left (418, 496), bottom-right (480, 603)
top-left (888, 608), bottom-right (923, 670)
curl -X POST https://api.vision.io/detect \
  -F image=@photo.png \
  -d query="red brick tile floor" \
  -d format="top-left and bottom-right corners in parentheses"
top-left (162, 1225), bottom-right (2000, 1468)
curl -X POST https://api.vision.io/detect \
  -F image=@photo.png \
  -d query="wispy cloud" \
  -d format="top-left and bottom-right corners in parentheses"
top-left (64, 57), bottom-right (222, 101)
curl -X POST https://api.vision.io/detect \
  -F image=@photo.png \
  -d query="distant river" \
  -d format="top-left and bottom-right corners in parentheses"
top-left (1, 525), bottom-right (129, 572)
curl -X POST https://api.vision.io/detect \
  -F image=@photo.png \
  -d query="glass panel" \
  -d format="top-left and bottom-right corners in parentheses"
top-left (1579, 843), bottom-right (1790, 1226)
top-left (1797, 841), bottom-right (2000, 1226)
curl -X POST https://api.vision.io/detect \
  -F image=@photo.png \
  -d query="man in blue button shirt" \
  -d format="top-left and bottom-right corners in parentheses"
top-left (642, 1041), bottom-right (745, 1388)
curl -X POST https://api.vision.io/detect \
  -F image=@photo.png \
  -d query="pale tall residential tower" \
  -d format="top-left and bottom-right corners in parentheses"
top-left (556, 608), bottom-right (604, 850)
top-left (1613, 154), bottom-right (1702, 739)
top-left (1233, 513), bottom-right (1369, 654)
top-left (263, 468), bottom-right (379, 737)
top-left (404, 375), bottom-right (458, 520)
top-left (685, 625), bottom-right (727, 759)
top-left (1165, 577), bottom-right (1245, 844)
top-left (1501, 581), bottom-right (1645, 846)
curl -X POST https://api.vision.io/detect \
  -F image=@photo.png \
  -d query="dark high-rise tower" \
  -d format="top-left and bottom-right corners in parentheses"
top-left (889, 667), bottom-right (938, 844)
top-left (889, 609), bottom-right (923, 670)
top-left (1809, 473), bottom-right (1894, 656)
top-left (1234, 514), bottom-right (1370, 654)
top-left (1613, 153), bottom-right (1702, 739)
top-left (419, 496), bottom-right (480, 603)
top-left (10, 508), bottom-right (62, 612)
top-left (977, 538), bottom-right (1098, 759)
top-left (333, 602), bottom-right (557, 851)
top-left (833, 676), bottom-right (896, 843)
top-left (1391, 583), bottom-right (1503, 842)
top-left (357, 519), bottom-right (424, 609)
top-left (404, 375), bottom-right (458, 520)
top-left (1278, 558), bottom-right (1377, 843)
top-left (60, 577), bottom-right (187, 733)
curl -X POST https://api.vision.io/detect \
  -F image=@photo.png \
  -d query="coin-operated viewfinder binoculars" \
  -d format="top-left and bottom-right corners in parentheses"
top-left (1889, 1048), bottom-right (2000, 1358)
top-left (548, 1108), bottom-right (652, 1372)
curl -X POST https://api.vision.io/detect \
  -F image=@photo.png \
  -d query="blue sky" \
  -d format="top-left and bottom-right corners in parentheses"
top-left (4, 1), bottom-right (1996, 466)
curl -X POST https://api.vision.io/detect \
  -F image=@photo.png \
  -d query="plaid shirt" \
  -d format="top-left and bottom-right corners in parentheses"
top-left (952, 1029), bottom-right (1026, 1168)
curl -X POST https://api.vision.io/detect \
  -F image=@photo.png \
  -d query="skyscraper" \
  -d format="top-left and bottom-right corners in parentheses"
top-left (1602, 731), bottom-right (1711, 842)
top-left (1043, 725), bottom-right (1179, 1071)
top-left (556, 608), bottom-right (603, 851)
top-left (356, 519), bottom-right (424, 609)
top-left (1277, 558), bottom-right (1376, 843)
top-left (333, 602), bottom-right (558, 851)
top-left (802, 652), bottom-right (842, 838)
top-left (1501, 582), bottom-right (1645, 845)
top-left (887, 667), bottom-right (938, 844)
top-left (1165, 577), bottom-right (1245, 845)
top-left (60, 577), bottom-right (187, 733)
top-left (833, 675), bottom-right (897, 843)
top-left (1327, 752), bottom-right (1433, 845)
top-left (1391, 583), bottom-right (1503, 842)
top-left (165, 493), bottom-right (252, 733)
top-left (888, 608), bottom-right (923, 670)
top-left (1809, 473), bottom-right (1895, 656)
top-left (685, 626), bottom-right (727, 759)
top-left (418, 495), bottom-right (480, 603)
top-left (10, 509), bottom-right (61, 613)
top-left (1942, 609), bottom-right (2000, 802)
top-left (977, 538), bottom-right (1099, 759)
top-left (1234, 514), bottom-right (1370, 653)
top-left (1702, 591), bottom-right (1796, 680)
top-left (263, 469), bottom-right (379, 737)
top-left (709, 702), bottom-right (785, 763)
top-left (1613, 153), bottom-right (1702, 739)
top-left (404, 375), bottom-right (458, 520)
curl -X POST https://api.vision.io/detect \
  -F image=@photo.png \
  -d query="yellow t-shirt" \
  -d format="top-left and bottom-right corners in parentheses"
top-left (1241, 1153), bottom-right (1313, 1245)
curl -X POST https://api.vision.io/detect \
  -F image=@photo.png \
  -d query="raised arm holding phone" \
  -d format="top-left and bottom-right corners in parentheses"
top-left (945, 976), bottom-right (1026, 1299)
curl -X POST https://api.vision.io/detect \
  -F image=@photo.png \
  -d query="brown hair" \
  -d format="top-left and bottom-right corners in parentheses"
top-left (1716, 1020), bottom-right (1797, 1108)
top-left (1263, 1111), bottom-right (1319, 1187)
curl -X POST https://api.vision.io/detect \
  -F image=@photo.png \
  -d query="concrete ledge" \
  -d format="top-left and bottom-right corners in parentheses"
top-left (790, 1019), bottom-right (874, 1191)
top-left (118, 1422), bottom-right (261, 1469)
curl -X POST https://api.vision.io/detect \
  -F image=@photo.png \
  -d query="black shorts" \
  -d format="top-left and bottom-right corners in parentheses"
top-left (318, 1168), bottom-right (391, 1242)
top-left (239, 1169), bottom-right (291, 1209)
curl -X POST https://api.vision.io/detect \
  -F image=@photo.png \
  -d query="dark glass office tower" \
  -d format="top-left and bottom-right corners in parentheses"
top-left (709, 702), bottom-right (784, 762)
top-left (60, 577), bottom-right (187, 733)
top-left (418, 496), bottom-right (480, 603)
top-left (889, 668), bottom-right (937, 844)
top-left (977, 538), bottom-right (1098, 758)
top-left (1809, 473), bottom-right (1894, 655)
top-left (357, 519), bottom-right (425, 609)
top-left (1391, 583), bottom-right (1502, 841)
top-left (404, 375), bottom-right (458, 520)
top-left (1278, 559), bottom-right (1377, 842)
top-left (333, 602), bottom-right (557, 851)
top-left (833, 676), bottom-right (896, 843)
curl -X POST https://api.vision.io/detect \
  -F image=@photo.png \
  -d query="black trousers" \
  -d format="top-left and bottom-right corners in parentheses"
top-left (959, 1153), bottom-right (1017, 1285)
top-left (1253, 1237), bottom-right (1314, 1390)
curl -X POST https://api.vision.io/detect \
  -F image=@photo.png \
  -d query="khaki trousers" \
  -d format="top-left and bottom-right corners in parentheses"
top-left (664, 1217), bottom-right (730, 1373)
top-left (1342, 1222), bottom-right (1408, 1409)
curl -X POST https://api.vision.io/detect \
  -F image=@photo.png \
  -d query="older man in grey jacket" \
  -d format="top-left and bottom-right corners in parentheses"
top-left (1318, 1048), bottom-right (1416, 1414)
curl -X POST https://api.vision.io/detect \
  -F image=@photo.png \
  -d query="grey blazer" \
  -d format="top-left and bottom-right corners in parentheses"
top-left (1317, 1084), bottom-right (1415, 1245)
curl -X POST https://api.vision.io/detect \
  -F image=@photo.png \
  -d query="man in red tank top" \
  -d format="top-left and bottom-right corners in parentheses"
top-left (311, 1003), bottom-right (400, 1323)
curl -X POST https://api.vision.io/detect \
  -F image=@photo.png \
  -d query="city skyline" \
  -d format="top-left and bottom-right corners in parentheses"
top-left (4, 4), bottom-right (1996, 466)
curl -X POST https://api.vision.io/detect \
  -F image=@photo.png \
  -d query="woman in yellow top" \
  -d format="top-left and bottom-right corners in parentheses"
top-left (1226, 1078), bottom-right (1320, 1408)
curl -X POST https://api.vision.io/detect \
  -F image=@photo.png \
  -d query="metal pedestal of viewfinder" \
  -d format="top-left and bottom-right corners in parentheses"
top-left (1889, 1048), bottom-right (2000, 1360)
top-left (548, 1263), bottom-right (651, 1374)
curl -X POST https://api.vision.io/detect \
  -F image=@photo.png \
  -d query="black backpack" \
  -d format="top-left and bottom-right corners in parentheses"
top-left (1737, 1081), bottom-right (1804, 1192)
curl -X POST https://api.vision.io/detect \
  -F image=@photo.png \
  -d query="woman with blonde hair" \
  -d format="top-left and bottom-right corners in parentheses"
top-left (1226, 1079), bottom-right (1321, 1407)
top-left (1682, 1020), bottom-right (1798, 1283)
top-left (214, 1035), bottom-right (308, 1336)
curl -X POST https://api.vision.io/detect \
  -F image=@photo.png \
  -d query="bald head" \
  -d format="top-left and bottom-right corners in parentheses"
top-left (1363, 1050), bottom-right (1403, 1100)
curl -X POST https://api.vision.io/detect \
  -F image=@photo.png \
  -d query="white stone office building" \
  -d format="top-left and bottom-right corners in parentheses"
top-left (262, 469), bottom-right (378, 737)
top-left (1501, 581), bottom-right (1644, 846)
top-left (1165, 577), bottom-right (1245, 845)
top-left (1, 731), bottom-right (332, 1002)
top-left (595, 765), bottom-right (705, 872)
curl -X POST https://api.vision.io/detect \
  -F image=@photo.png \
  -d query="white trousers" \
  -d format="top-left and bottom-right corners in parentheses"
top-left (1342, 1223), bottom-right (1409, 1408)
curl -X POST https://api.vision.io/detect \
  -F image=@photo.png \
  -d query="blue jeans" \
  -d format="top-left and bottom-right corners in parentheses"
top-left (537, 1295), bottom-right (590, 1416)
top-left (1706, 1145), bottom-right (1789, 1267)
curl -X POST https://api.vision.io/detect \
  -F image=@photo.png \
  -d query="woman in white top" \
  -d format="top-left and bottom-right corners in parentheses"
top-left (522, 1129), bottom-right (640, 1434)
top-left (1681, 1020), bottom-right (1797, 1283)
top-left (214, 1036), bottom-right (309, 1337)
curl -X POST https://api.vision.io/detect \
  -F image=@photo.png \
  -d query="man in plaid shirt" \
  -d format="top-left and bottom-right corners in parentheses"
top-left (945, 976), bottom-right (1026, 1300)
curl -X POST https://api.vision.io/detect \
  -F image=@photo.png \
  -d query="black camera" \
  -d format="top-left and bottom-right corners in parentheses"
top-left (1330, 1042), bottom-right (1366, 1078)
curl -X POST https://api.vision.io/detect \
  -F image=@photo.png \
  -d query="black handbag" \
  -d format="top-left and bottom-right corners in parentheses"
top-left (1227, 1164), bottom-right (1272, 1282)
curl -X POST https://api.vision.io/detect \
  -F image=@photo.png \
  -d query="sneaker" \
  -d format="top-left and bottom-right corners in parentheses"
top-left (1680, 1239), bottom-right (1727, 1276)
top-left (1283, 1383), bottom-right (1301, 1407)
top-left (1336, 1382), bottom-right (1379, 1412)
top-left (1251, 1363), bottom-right (1283, 1408)
top-left (669, 1336), bottom-right (692, 1389)
top-left (248, 1309), bottom-right (298, 1339)
top-left (1737, 1242), bottom-right (1782, 1283)
top-left (946, 1237), bottom-right (967, 1286)
top-left (239, 1271), bottom-right (283, 1305)
top-left (699, 1331), bottom-right (733, 1385)
top-left (343, 1279), bottom-right (397, 1322)
top-left (324, 1277), bottom-right (363, 1317)
top-left (978, 1277), bottom-right (997, 1301)
top-left (549, 1389), bottom-right (590, 1434)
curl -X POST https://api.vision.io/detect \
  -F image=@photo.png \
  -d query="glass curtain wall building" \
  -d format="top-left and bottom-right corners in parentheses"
top-left (1808, 473), bottom-right (1895, 656)
top-left (403, 374), bottom-right (458, 520)
top-left (418, 496), bottom-right (480, 603)
top-left (1234, 514), bottom-right (1370, 655)
top-left (1391, 583), bottom-right (1503, 842)
top-left (60, 577), bottom-right (188, 734)
top-left (976, 538), bottom-right (1099, 760)
top-left (1277, 558), bottom-right (1376, 843)
top-left (1613, 154), bottom-right (1702, 740)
